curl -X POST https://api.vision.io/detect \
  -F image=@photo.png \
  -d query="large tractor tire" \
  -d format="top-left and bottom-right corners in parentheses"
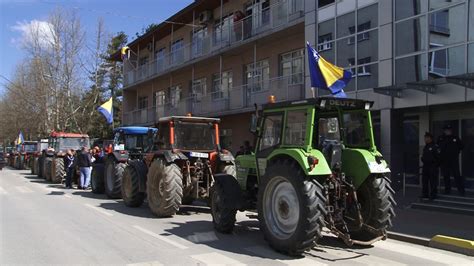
top-left (38, 157), bottom-right (44, 178)
top-left (18, 156), bottom-right (25, 170)
top-left (147, 159), bottom-right (183, 217)
top-left (104, 159), bottom-right (125, 199)
top-left (348, 175), bottom-right (396, 241)
top-left (210, 179), bottom-right (237, 233)
top-left (31, 158), bottom-right (38, 175)
top-left (257, 159), bottom-right (326, 256)
top-left (51, 158), bottom-right (65, 183)
top-left (91, 163), bottom-right (105, 194)
top-left (44, 158), bottom-right (53, 181)
top-left (122, 160), bottom-right (147, 207)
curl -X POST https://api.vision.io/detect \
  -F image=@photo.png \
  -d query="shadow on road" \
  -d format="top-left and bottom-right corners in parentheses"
top-left (98, 202), bottom-right (157, 218)
top-left (47, 191), bottom-right (65, 196)
top-left (73, 191), bottom-right (108, 200)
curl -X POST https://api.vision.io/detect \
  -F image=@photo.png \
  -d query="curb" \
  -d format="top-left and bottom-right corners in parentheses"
top-left (429, 235), bottom-right (474, 256)
top-left (387, 232), bottom-right (430, 246)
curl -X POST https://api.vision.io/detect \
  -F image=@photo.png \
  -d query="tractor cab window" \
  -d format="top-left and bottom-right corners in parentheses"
top-left (24, 144), bottom-right (37, 152)
top-left (58, 138), bottom-right (89, 151)
top-left (284, 110), bottom-right (307, 146)
top-left (115, 132), bottom-right (145, 151)
top-left (259, 114), bottom-right (283, 151)
top-left (174, 122), bottom-right (215, 151)
top-left (316, 117), bottom-right (341, 148)
top-left (343, 111), bottom-right (370, 148)
top-left (156, 122), bottom-right (171, 150)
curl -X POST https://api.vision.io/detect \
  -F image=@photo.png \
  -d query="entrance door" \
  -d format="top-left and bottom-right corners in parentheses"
top-left (461, 119), bottom-right (474, 187)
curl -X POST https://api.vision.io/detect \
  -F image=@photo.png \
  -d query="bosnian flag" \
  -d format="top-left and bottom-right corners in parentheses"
top-left (16, 131), bottom-right (24, 145)
top-left (306, 42), bottom-right (351, 98)
top-left (98, 97), bottom-right (113, 124)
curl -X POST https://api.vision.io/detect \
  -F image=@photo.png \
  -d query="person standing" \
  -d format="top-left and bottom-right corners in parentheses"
top-left (421, 132), bottom-right (440, 200)
top-left (437, 124), bottom-right (465, 196)
top-left (77, 147), bottom-right (92, 190)
top-left (63, 149), bottom-right (75, 189)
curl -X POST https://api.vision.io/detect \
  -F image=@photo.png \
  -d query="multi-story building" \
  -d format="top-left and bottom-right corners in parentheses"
top-left (115, 0), bottom-right (473, 189)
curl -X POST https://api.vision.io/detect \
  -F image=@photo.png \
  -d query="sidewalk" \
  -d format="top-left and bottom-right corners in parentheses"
top-left (390, 186), bottom-right (474, 240)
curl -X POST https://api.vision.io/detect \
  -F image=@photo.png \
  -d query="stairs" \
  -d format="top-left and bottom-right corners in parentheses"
top-left (411, 194), bottom-right (474, 216)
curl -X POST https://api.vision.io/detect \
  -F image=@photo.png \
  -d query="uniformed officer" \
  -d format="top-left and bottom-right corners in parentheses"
top-left (421, 132), bottom-right (440, 199)
top-left (437, 125), bottom-right (465, 196)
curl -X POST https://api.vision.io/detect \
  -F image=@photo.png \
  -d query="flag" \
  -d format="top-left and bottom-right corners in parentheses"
top-left (16, 131), bottom-right (24, 145)
top-left (98, 97), bottom-right (113, 124)
top-left (121, 46), bottom-right (129, 60)
top-left (306, 42), bottom-right (352, 98)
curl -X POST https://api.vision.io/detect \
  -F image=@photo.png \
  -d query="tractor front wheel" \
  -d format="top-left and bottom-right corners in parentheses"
top-left (51, 158), bottom-right (65, 183)
top-left (91, 163), bottom-right (105, 194)
top-left (349, 175), bottom-right (396, 241)
top-left (210, 180), bottom-right (237, 233)
top-left (258, 159), bottom-right (326, 256)
top-left (44, 158), bottom-right (53, 181)
top-left (122, 160), bottom-right (147, 207)
top-left (146, 159), bottom-right (183, 217)
top-left (104, 159), bottom-right (125, 199)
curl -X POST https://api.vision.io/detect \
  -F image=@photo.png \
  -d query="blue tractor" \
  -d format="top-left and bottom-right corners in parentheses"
top-left (91, 126), bottom-right (157, 198)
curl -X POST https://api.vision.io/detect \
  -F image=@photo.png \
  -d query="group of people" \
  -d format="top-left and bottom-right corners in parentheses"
top-left (422, 124), bottom-right (465, 200)
top-left (63, 146), bottom-right (103, 189)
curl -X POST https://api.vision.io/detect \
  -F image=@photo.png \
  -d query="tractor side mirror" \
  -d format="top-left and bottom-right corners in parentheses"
top-left (250, 114), bottom-right (258, 134)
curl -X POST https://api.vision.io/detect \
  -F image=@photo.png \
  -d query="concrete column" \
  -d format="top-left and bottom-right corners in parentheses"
top-left (304, 0), bottom-right (317, 98)
top-left (381, 108), bottom-right (404, 175)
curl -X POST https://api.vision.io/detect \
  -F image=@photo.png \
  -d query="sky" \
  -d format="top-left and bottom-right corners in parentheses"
top-left (0, 0), bottom-right (194, 91)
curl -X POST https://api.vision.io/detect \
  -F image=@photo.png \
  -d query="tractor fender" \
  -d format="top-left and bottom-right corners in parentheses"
top-left (214, 173), bottom-right (243, 210)
top-left (110, 151), bottom-right (129, 163)
top-left (162, 150), bottom-right (187, 164)
top-left (266, 149), bottom-right (331, 177)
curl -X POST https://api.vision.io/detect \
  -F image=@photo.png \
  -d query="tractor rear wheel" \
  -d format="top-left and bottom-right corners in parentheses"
top-left (122, 160), bottom-right (146, 207)
top-left (147, 159), bottom-right (183, 217)
top-left (44, 158), bottom-right (53, 181)
top-left (349, 175), bottom-right (396, 241)
top-left (104, 159), bottom-right (125, 199)
top-left (51, 158), bottom-right (65, 183)
top-left (210, 179), bottom-right (237, 233)
top-left (38, 157), bottom-right (44, 178)
top-left (31, 158), bottom-right (38, 175)
top-left (91, 163), bottom-right (105, 194)
top-left (258, 159), bottom-right (326, 256)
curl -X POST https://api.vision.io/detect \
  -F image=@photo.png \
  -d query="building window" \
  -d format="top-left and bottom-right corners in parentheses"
top-left (138, 96), bottom-right (148, 110)
top-left (348, 57), bottom-right (372, 77)
top-left (280, 49), bottom-right (304, 84)
top-left (156, 91), bottom-right (166, 106)
top-left (246, 59), bottom-right (270, 92)
top-left (319, 0), bottom-right (335, 8)
top-left (155, 48), bottom-right (166, 72)
top-left (245, 0), bottom-right (270, 30)
top-left (171, 39), bottom-right (184, 64)
top-left (191, 78), bottom-right (207, 101)
top-left (169, 85), bottom-right (181, 108)
top-left (429, 44), bottom-right (448, 77)
top-left (212, 71), bottom-right (233, 100)
top-left (429, 10), bottom-right (450, 35)
top-left (348, 22), bottom-right (371, 44)
top-left (213, 15), bottom-right (233, 45)
top-left (318, 33), bottom-right (333, 51)
top-left (192, 27), bottom-right (208, 57)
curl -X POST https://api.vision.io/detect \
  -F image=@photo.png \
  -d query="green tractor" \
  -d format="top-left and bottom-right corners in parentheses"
top-left (210, 97), bottom-right (396, 255)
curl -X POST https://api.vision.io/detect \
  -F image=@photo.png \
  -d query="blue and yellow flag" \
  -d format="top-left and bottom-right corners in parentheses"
top-left (16, 131), bottom-right (24, 145)
top-left (121, 46), bottom-right (130, 60)
top-left (98, 97), bottom-right (113, 124)
top-left (306, 42), bottom-right (352, 98)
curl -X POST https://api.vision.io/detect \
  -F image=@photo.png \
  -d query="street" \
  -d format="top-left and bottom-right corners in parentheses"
top-left (0, 168), bottom-right (472, 266)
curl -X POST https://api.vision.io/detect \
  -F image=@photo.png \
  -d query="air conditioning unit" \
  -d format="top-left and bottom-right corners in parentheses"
top-left (146, 42), bottom-right (153, 52)
top-left (198, 10), bottom-right (213, 24)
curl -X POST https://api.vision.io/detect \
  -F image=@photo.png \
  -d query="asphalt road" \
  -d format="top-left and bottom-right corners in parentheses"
top-left (1, 168), bottom-right (472, 265)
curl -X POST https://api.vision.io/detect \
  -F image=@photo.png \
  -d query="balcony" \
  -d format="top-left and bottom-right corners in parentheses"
top-left (123, 0), bottom-right (304, 87)
top-left (123, 74), bottom-right (304, 125)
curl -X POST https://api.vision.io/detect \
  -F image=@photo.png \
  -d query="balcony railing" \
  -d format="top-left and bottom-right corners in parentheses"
top-left (123, 0), bottom-right (304, 87)
top-left (123, 74), bottom-right (304, 125)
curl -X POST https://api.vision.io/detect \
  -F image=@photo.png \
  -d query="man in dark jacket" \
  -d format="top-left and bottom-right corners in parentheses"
top-left (63, 149), bottom-right (75, 189)
top-left (437, 124), bottom-right (464, 196)
top-left (421, 132), bottom-right (440, 199)
top-left (77, 147), bottom-right (92, 190)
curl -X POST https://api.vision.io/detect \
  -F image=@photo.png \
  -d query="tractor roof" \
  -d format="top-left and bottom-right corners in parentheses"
top-left (50, 132), bottom-right (89, 138)
top-left (113, 126), bottom-right (157, 135)
top-left (263, 97), bottom-right (374, 111)
top-left (158, 116), bottom-right (220, 124)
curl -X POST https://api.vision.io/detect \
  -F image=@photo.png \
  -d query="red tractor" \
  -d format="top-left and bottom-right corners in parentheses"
top-left (121, 116), bottom-right (236, 217)
top-left (41, 132), bottom-right (90, 183)
top-left (13, 141), bottom-right (38, 170)
top-left (31, 139), bottom-right (49, 176)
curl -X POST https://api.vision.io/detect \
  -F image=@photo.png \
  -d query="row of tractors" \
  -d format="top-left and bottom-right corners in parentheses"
top-left (8, 97), bottom-right (396, 256)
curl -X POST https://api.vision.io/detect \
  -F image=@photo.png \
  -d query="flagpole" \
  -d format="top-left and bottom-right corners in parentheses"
top-left (311, 87), bottom-right (316, 98)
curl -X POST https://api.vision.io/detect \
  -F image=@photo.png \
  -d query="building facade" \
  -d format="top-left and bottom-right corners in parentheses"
top-left (118, 0), bottom-right (474, 189)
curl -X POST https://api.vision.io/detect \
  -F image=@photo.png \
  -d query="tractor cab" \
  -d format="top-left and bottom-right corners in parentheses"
top-left (47, 132), bottom-right (90, 156)
top-left (111, 127), bottom-right (157, 161)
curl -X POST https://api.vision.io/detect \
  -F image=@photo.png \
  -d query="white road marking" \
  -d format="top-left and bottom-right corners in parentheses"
top-left (127, 261), bottom-right (163, 266)
top-left (84, 203), bottom-right (113, 217)
top-left (0, 186), bottom-right (7, 195)
top-left (15, 186), bottom-right (33, 193)
top-left (187, 231), bottom-right (219, 243)
top-left (244, 245), bottom-right (327, 266)
top-left (64, 194), bottom-right (72, 198)
top-left (191, 252), bottom-right (246, 266)
top-left (133, 225), bottom-right (188, 250)
top-left (375, 240), bottom-right (473, 265)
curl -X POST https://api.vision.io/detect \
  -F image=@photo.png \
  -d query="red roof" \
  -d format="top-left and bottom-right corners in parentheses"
top-left (50, 131), bottom-right (89, 138)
